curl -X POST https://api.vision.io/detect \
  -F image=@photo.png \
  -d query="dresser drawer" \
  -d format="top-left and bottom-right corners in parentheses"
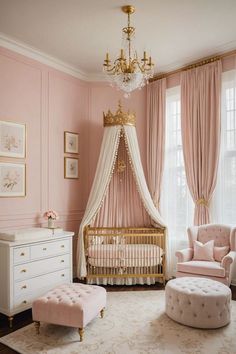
top-left (14, 268), bottom-right (70, 298)
top-left (13, 247), bottom-right (30, 264)
top-left (30, 239), bottom-right (70, 260)
top-left (14, 254), bottom-right (70, 281)
top-left (14, 293), bottom-right (34, 309)
top-left (14, 277), bottom-right (70, 309)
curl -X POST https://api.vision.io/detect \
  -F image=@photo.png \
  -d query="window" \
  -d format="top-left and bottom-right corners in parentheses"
top-left (161, 86), bottom-right (194, 276)
top-left (212, 70), bottom-right (236, 224)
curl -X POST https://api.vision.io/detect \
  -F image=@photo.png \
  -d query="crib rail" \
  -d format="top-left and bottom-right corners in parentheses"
top-left (84, 226), bottom-right (166, 284)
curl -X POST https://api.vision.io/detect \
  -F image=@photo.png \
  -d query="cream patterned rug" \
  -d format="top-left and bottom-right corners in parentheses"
top-left (1, 291), bottom-right (236, 354)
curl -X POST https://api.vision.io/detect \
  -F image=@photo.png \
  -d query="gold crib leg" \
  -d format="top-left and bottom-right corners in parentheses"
top-left (34, 321), bottom-right (40, 334)
top-left (8, 316), bottom-right (14, 328)
top-left (79, 327), bottom-right (84, 342)
top-left (100, 308), bottom-right (105, 319)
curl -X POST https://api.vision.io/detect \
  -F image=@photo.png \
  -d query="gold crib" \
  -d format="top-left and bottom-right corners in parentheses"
top-left (84, 226), bottom-right (166, 284)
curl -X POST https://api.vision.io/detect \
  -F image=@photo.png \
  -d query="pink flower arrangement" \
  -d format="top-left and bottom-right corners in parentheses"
top-left (43, 210), bottom-right (59, 220)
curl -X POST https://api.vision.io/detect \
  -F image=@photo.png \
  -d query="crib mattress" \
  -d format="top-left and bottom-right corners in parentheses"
top-left (88, 244), bottom-right (162, 268)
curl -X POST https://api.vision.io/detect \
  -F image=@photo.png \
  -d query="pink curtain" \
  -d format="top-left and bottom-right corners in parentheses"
top-left (147, 78), bottom-right (166, 210)
top-left (181, 61), bottom-right (222, 225)
top-left (94, 137), bottom-right (151, 227)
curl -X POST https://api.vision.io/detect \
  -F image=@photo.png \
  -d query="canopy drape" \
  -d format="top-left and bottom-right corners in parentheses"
top-left (76, 124), bottom-right (165, 278)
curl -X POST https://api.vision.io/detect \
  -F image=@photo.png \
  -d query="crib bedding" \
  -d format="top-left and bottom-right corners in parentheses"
top-left (88, 244), bottom-right (162, 268)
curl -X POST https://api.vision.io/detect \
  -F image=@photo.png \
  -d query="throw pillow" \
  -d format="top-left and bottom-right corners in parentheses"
top-left (214, 246), bottom-right (230, 262)
top-left (193, 240), bottom-right (214, 261)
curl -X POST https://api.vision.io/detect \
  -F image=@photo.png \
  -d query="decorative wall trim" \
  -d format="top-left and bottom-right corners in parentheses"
top-left (87, 72), bottom-right (106, 82)
top-left (0, 32), bottom-right (90, 81)
top-left (0, 210), bottom-right (84, 221)
top-left (1, 32), bottom-right (236, 84)
top-left (150, 47), bottom-right (236, 82)
top-left (0, 211), bottom-right (84, 232)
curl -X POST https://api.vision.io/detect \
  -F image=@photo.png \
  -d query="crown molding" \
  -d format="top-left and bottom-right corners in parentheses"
top-left (0, 32), bottom-right (92, 81)
top-left (154, 40), bottom-right (236, 76)
top-left (1, 32), bottom-right (236, 83)
top-left (86, 72), bottom-right (107, 82)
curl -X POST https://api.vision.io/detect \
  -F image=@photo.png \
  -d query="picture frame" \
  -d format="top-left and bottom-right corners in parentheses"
top-left (64, 157), bottom-right (79, 179)
top-left (64, 131), bottom-right (79, 154)
top-left (0, 162), bottom-right (26, 197)
top-left (0, 120), bottom-right (26, 158)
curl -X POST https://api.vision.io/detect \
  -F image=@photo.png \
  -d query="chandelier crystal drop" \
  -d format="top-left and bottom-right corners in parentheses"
top-left (103, 5), bottom-right (154, 98)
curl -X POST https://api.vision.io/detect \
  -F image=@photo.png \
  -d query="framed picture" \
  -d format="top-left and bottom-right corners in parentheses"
top-left (64, 131), bottom-right (79, 154)
top-left (0, 162), bottom-right (26, 197)
top-left (0, 121), bottom-right (26, 158)
top-left (64, 157), bottom-right (79, 179)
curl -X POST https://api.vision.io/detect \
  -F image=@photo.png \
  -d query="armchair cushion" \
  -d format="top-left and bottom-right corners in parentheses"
top-left (214, 246), bottom-right (230, 262)
top-left (176, 260), bottom-right (225, 278)
top-left (193, 240), bottom-right (214, 261)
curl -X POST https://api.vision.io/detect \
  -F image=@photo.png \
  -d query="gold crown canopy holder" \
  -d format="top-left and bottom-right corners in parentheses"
top-left (103, 101), bottom-right (136, 127)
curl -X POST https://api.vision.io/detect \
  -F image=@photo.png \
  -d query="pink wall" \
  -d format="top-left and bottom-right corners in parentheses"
top-left (0, 47), bottom-right (147, 241)
top-left (0, 47), bottom-right (91, 241)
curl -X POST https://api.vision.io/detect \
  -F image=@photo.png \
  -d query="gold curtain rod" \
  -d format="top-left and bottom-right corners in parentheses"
top-left (149, 48), bottom-right (236, 82)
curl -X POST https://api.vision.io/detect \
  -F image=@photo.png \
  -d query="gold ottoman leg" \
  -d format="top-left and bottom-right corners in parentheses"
top-left (8, 316), bottom-right (14, 329)
top-left (78, 327), bottom-right (84, 342)
top-left (100, 308), bottom-right (105, 319)
top-left (34, 321), bottom-right (40, 334)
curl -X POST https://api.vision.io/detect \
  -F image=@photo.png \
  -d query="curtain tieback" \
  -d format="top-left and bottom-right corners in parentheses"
top-left (196, 198), bottom-right (208, 207)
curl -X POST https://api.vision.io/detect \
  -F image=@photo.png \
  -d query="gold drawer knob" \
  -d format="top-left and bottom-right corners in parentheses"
top-left (22, 300), bottom-right (27, 304)
top-left (43, 248), bottom-right (47, 251)
top-left (21, 285), bottom-right (27, 289)
top-left (61, 260), bottom-right (65, 263)
top-left (20, 252), bottom-right (25, 256)
top-left (21, 269), bottom-right (27, 273)
top-left (61, 245), bottom-right (65, 248)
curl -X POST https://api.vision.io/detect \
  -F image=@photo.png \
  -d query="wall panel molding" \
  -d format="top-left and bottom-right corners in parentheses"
top-left (0, 210), bottom-right (84, 221)
top-left (0, 48), bottom-right (87, 235)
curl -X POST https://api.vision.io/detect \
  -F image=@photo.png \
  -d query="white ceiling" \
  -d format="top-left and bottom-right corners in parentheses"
top-left (0, 0), bottom-right (236, 80)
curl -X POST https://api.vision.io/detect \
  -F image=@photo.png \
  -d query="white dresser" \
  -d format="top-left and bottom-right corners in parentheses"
top-left (0, 231), bottom-right (74, 327)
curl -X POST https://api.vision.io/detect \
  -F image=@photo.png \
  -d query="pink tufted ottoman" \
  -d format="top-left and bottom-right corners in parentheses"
top-left (165, 277), bottom-right (231, 328)
top-left (32, 283), bottom-right (107, 341)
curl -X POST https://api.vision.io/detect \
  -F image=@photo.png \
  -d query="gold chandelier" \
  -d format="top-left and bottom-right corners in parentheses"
top-left (103, 5), bottom-right (154, 97)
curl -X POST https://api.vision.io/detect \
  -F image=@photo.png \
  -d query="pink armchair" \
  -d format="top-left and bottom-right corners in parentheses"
top-left (175, 224), bottom-right (236, 286)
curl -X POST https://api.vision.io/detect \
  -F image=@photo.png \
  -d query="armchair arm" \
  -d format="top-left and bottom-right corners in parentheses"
top-left (175, 248), bottom-right (193, 263)
top-left (221, 251), bottom-right (236, 277)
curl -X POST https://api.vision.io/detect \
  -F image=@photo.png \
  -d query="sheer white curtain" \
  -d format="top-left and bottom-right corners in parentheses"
top-left (161, 86), bottom-right (194, 277)
top-left (211, 68), bottom-right (236, 285)
top-left (211, 69), bottom-right (236, 225)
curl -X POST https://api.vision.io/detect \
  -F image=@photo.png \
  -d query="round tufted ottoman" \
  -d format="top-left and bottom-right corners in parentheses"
top-left (32, 283), bottom-right (107, 341)
top-left (165, 277), bottom-right (231, 329)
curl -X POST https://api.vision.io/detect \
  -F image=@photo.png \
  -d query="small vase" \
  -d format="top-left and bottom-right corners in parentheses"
top-left (48, 218), bottom-right (55, 229)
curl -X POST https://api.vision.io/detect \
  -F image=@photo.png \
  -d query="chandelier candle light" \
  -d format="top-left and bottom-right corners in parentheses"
top-left (103, 5), bottom-right (154, 97)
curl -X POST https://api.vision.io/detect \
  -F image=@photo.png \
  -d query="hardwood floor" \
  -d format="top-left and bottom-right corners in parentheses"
top-left (0, 283), bottom-right (235, 354)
